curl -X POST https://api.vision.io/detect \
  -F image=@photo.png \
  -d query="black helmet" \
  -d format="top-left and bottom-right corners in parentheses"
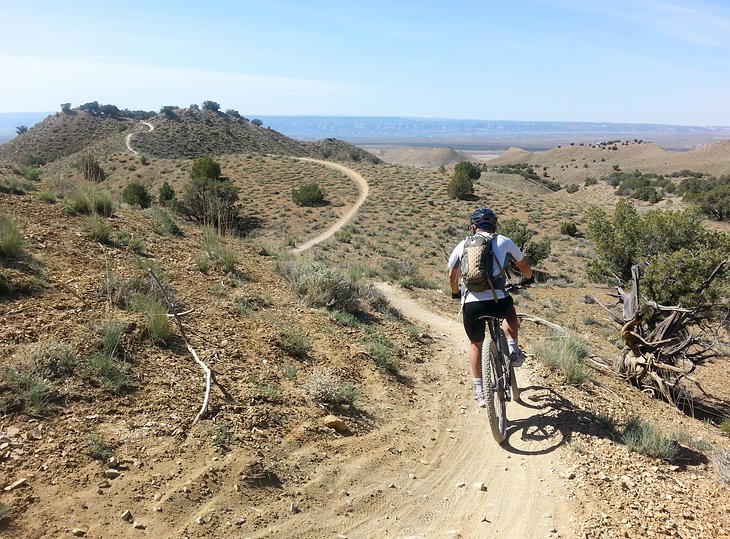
top-left (470, 208), bottom-right (498, 230)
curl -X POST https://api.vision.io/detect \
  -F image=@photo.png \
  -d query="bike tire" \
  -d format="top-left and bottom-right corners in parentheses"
top-left (482, 340), bottom-right (507, 444)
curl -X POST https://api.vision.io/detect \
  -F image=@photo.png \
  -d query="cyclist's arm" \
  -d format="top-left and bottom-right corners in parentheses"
top-left (449, 267), bottom-right (460, 295)
top-left (516, 257), bottom-right (533, 280)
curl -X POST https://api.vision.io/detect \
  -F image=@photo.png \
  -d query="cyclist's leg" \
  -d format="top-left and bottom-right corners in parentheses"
top-left (500, 297), bottom-right (525, 365)
top-left (462, 302), bottom-right (488, 403)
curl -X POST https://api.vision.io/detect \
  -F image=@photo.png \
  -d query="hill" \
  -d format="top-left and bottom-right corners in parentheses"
top-left (366, 146), bottom-right (472, 169)
top-left (0, 107), bottom-right (380, 168)
top-left (0, 116), bottom-right (729, 538)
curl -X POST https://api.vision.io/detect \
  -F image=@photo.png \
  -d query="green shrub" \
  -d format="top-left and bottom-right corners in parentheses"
top-left (721, 418), bottom-right (730, 436)
top-left (204, 232), bottom-right (237, 273)
top-left (279, 327), bottom-right (311, 358)
top-left (446, 171), bottom-right (474, 200)
top-left (1, 366), bottom-right (56, 416)
top-left (453, 161), bottom-right (481, 181)
top-left (37, 191), bottom-right (56, 203)
top-left (84, 353), bottom-right (129, 394)
top-left (158, 181), bottom-right (176, 205)
top-left (292, 182), bottom-right (327, 206)
top-left (560, 221), bottom-right (578, 236)
top-left (277, 260), bottom-right (362, 313)
top-left (97, 319), bottom-right (126, 357)
top-left (85, 216), bottom-right (112, 243)
top-left (533, 334), bottom-right (591, 385)
top-left (74, 154), bottom-right (105, 182)
top-left (0, 503), bottom-right (12, 526)
top-left (179, 158), bottom-right (239, 232)
top-left (122, 182), bottom-right (152, 208)
top-left (64, 187), bottom-right (115, 217)
top-left (364, 332), bottom-right (401, 374)
top-left (152, 208), bottom-right (181, 236)
top-left (0, 177), bottom-right (34, 194)
top-left (86, 434), bottom-right (116, 462)
top-left (566, 183), bottom-right (579, 193)
top-left (23, 167), bottom-right (41, 181)
top-left (0, 215), bottom-right (25, 259)
top-left (620, 416), bottom-right (679, 461)
top-left (130, 293), bottom-right (171, 343)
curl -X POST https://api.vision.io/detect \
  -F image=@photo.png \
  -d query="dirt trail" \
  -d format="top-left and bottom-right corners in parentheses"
top-left (290, 158), bottom-right (369, 253)
top-left (124, 120), bottom-right (154, 154)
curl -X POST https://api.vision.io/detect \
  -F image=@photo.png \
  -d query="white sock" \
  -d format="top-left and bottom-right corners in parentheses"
top-left (473, 378), bottom-right (483, 396)
top-left (507, 338), bottom-right (519, 355)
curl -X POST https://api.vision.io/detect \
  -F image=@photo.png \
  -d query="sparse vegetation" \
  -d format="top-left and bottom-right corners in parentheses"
top-left (122, 182), bottom-right (152, 208)
top-left (533, 334), bottom-right (591, 385)
top-left (64, 186), bottom-right (115, 217)
top-left (74, 154), bottom-right (105, 182)
top-left (619, 416), bottom-right (680, 461)
top-left (86, 434), bottom-right (116, 462)
top-left (1, 365), bottom-right (56, 417)
top-left (0, 215), bottom-right (25, 259)
top-left (277, 260), bottom-right (363, 313)
top-left (292, 182), bottom-right (327, 206)
top-left (178, 156), bottom-right (240, 232)
top-left (303, 368), bottom-right (358, 405)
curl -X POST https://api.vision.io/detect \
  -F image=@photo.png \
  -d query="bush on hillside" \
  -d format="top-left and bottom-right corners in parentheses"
top-left (158, 181), bottom-right (176, 205)
top-left (0, 215), bottom-right (25, 259)
top-left (15, 125), bottom-right (28, 135)
top-left (499, 218), bottom-right (551, 267)
top-left (292, 183), bottom-right (327, 206)
top-left (60, 103), bottom-right (72, 113)
top-left (74, 154), bottom-right (105, 182)
top-left (122, 182), bottom-right (152, 208)
top-left (587, 200), bottom-right (729, 324)
top-left (560, 221), bottom-right (578, 236)
top-left (453, 161), bottom-right (481, 181)
top-left (446, 171), bottom-right (474, 200)
top-left (178, 157), bottom-right (240, 232)
top-left (201, 101), bottom-right (221, 111)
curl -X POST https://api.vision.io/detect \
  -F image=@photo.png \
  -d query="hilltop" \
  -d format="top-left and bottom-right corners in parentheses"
top-left (0, 112), bottom-right (729, 538)
top-left (0, 106), bottom-right (379, 167)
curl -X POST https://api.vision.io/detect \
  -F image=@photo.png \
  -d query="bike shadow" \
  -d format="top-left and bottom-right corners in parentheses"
top-left (499, 384), bottom-right (615, 456)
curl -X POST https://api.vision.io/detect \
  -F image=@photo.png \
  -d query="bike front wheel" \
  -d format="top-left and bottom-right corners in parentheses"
top-left (482, 340), bottom-right (507, 444)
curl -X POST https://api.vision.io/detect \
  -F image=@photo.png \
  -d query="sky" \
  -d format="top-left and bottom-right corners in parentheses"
top-left (2, 0), bottom-right (730, 126)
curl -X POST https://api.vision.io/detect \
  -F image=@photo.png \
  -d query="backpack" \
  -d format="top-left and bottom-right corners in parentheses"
top-left (459, 233), bottom-right (507, 296)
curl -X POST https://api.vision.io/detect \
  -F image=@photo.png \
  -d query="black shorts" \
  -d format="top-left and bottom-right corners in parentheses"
top-left (462, 296), bottom-right (514, 343)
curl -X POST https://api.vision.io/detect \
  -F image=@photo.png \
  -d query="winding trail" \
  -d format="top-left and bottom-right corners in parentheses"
top-left (281, 160), bottom-right (578, 537)
top-left (290, 157), bottom-right (369, 253)
top-left (124, 120), bottom-right (154, 154)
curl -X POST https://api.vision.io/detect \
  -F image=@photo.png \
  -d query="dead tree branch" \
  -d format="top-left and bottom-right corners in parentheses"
top-left (147, 268), bottom-right (212, 425)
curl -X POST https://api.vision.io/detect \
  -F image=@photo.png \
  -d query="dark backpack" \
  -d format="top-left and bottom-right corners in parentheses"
top-left (460, 233), bottom-right (507, 295)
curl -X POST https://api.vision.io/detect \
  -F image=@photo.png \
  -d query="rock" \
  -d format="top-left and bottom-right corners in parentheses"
top-left (71, 529), bottom-right (87, 537)
top-left (97, 480), bottom-right (111, 489)
top-left (108, 457), bottom-right (119, 467)
top-left (456, 481), bottom-right (466, 488)
top-left (196, 516), bottom-right (205, 525)
top-left (6, 427), bottom-right (20, 438)
top-left (132, 521), bottom-right (146, 530)
top-left (561, 472), bottom-right (576, 480)
top-left (104, 469), bottom-right (121, 479)
top-left (28, 426), bottom-right (44, 440)
top-left (4, 478), bottom-right (28, 491)
top-left (322, 415), bottom-right (347, 433)
top-left (121, 510), bottom-right (133, 522)
top-left (474, 482), bottom-right (487, 491)
top-left (154, 507), bottom-right (162, 513)
top-left (290, 502), bottom-right (300, 514)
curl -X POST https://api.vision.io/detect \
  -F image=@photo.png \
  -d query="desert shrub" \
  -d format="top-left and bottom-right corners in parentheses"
top-left (585, 177), bottom-right (598, 186)
top-left (122, 182), bottom-right (152, 208)
top-left (277, 260), bottom-right (362, 313)
top-left (447, 171), bottom-right (474, 200)
top-left (15, 125), bottom-right (28, 135)
top-left (64, 187), bottom-right (115, 217)
top-left (201, 100), bottom-right (221, 111)
top-left (203, 232), bottom-right (237, 273)
top-left (19, 340), bottom-right (78, 379)
top-left (586, 201), bottom-right (729, 320)
top-left (523, 237), bottom-right (551, 267)
top-left (499, 218), bottom-right (532, 248)
top-left (1, 366), bottom-right (56, 416)
top-left (0, 177), bottom-right (34, 194)
top-left (302, 368), bottom-right (358, 405)
top-left (566, 183), bottom-right (579, 193)
top-left (721, 418), bottom-right (730, 436)
top-left (37, 191), bottom-right (56, 203)
top-left (179, 157), bottom-right (239, 232)
top-left (0, 215), bottom-right (25, 259)
top-left (23, 167), bottom-right (41, 181)
top-left (560, 221), bottom-right (578, 236)
top-left (74, 154), bottom-right (105, 182)
top-left (97, 319), bottom-right (126, 357)
top-left (364, 332), bottom-right (401, 374)
top-left (152, 208), bottom-right (181, 236)
top-left (86, 434), bottom-right (116, 462)
top-left (84, 353), bottom-right (129, 394)
top-left (453, 161), bottom-right (481, 181)
top-left (129, 293), bottom-right (171, 343)
top-left (533, 334), bottom-right (591, 385)
top-left (85, 216), bottom-right (112, 243)
top-left (278, 326), bottom-right (311, 358)
top-left (292, 182), bottom-right (327, 206)
top-left (158, 181), bottom-right (176, 205)
top-left (620, 416), bottom-right (680, 461)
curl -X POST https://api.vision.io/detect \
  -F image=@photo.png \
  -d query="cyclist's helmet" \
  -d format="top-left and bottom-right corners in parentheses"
top-left (470, 207), bottom-right (498, 231)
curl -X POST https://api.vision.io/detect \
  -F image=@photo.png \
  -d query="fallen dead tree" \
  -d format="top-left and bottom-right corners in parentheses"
top-left (594, 263), bottom-right (727, 414)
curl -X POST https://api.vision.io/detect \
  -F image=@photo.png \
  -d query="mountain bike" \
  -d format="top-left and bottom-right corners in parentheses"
top-left (480, 286), bottom-right (522, 444)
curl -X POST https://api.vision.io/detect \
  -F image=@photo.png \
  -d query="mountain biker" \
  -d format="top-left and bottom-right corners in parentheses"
top-left (447, 208), bottom-right (534, 408)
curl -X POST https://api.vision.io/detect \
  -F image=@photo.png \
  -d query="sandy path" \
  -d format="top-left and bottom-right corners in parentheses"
top-left (279, 154), bottom-right (577, 536)
top-left (290, 158), bottom-right (369, 253)
top-left (124, 120), bottom-right (154, 154)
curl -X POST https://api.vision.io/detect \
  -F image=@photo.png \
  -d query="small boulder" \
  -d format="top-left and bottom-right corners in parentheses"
top-left (322, 415), bottom-right (347, 433)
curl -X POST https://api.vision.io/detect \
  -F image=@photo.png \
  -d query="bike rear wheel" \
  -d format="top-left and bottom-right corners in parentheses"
top-left (482, 340), bottom-right (507, 444)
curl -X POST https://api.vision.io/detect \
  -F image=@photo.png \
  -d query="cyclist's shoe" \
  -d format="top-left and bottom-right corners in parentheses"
top-left (509, 350), bottom-right (526, 368)
top-left (476, 393), bottom-right (487, 408)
